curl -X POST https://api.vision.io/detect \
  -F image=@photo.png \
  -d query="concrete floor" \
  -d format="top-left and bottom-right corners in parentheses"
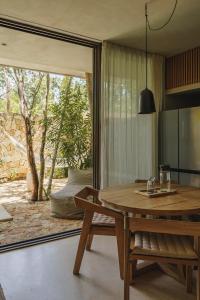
top-left (0, 236), bottom-right (196, 300)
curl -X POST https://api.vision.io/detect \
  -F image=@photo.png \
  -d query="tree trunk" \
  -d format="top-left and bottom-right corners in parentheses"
top-left (46, 77), bottom-right (72, 196)
top-left (24, 116), bottom-right (39, 201)
top-left (38, 74), bottom-right (50, 200)
top-left (16, 70), bottom-right (39, 201)
top-left (3, 67), bottom-right (11, 113)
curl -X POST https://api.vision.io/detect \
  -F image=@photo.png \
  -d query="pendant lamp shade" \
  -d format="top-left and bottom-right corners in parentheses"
top-left (138, 3), bottom-right (156, 114)
top-left (138, 1), bottom-right (177, 114)
top-left (138, 88), bottom-right (156, 114)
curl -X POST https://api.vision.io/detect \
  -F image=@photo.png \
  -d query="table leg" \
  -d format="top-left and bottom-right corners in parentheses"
top-left (124, 213), bottom-right (130, 300)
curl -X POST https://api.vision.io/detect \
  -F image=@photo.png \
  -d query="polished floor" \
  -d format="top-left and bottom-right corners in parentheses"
top-left (0, 235), bottom-right (196, 300)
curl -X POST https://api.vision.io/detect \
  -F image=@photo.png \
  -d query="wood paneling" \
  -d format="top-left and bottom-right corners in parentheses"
top-left (166, 47), bottom-right (200, 89)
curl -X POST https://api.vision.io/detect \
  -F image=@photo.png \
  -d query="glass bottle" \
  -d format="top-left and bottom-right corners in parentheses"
top-left (160, 165), bottom-right (171, 192)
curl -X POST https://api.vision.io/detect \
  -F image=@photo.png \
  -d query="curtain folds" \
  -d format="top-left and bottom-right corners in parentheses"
top-left (101, 42), bottom-right (164, 188)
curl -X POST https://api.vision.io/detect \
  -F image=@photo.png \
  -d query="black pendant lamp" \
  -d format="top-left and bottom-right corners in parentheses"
top-left (138, 3), bottom-right (156, 114)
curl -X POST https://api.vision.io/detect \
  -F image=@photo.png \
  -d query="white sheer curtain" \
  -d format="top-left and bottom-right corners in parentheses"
top-left (101, 42), bottom-right (164, 188)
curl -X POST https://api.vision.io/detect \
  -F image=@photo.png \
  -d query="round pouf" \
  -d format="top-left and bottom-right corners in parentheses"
top-left (50, 184), bottom-right (85, 219)
top-left (50, 168), bottom-right (92, 219)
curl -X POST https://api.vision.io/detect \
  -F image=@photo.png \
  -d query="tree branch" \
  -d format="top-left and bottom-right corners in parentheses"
top-left (29, 73), bottom-right (44, 115)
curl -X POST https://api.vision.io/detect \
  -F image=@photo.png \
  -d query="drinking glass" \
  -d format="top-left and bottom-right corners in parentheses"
top-left (147, 177), bottom-right (156, 193)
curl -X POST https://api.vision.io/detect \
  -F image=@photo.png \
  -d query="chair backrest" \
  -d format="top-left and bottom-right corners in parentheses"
top-left (74, 186), bottom-right (123, 220)
top-left (129, 217), bottom-right (200, 237)
top-left (135, 179), bottom-right (147, 183)
top-left (75, 186), bottom-right (99, 202)
top-left (135, 179), bottom-right (177, 184)
top-left (128, 216), bottom-right (200, 255)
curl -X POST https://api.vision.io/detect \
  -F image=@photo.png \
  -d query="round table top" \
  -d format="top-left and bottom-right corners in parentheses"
top-left (100, 183), bottom-right (200, 216)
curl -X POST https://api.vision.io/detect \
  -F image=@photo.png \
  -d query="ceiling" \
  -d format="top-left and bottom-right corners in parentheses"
top-left (0, 0), bottom-right (199, 75)
top-left (0, 0), bottom-right (199, 56)
top-left (0, 27), bottom-right (93, 77)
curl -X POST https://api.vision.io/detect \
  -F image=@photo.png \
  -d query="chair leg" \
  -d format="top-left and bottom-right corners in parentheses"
top-left (86, 234), bottom-right (94, 251)
top-left (115, 218), bottom-right (124, 280)
top-left (186, 265), bottom-right (193, 293)
top-left (130, 260), bottom-right (137, 284)
top-left (197, 266), bottom-right (200, 300)
top-left (73, 211), bottom-right (93, 275)
top-left (177, 265), bottom-right (185, 283)
top-left (124, 215), bottom-right (130, 300)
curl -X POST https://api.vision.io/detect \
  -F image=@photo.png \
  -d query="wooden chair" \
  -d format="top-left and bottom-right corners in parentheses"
top-left (135, 179), bottom-right (177, 184)
top-left (134, 179), bottom-right (148, 183)
top-left (73, 186), bottom-right (124, 278)
top-left (123, 216), bottom-right (200, 300)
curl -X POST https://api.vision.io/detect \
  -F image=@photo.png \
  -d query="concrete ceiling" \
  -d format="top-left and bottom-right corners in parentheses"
top-left (0, 0), bottom-right (199, 56)
top-left (0, 27), bottom-right (93, 77)
top-left (0, 0), bottom-right (199, 75)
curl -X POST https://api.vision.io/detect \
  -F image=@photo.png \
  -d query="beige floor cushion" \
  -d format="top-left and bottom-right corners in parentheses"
top-left (68, 168), bottom-right (92, 185)
top-left (50, 168), bottom-right (92, 219)
top-left (50, 184), bottom-right (86, 219)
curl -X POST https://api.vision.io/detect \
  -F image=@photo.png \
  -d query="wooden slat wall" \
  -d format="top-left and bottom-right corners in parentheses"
top-left (166, 47), bottom-right (200, 89)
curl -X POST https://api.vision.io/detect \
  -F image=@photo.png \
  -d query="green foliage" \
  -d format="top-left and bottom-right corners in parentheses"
top-left (0, 98), bottom-right (5, 111)
top-left (0, 65), bottom-right (92, 176)
top-left (0, 91), bottom-right (20, 113)
top-left (0, 66), bottom-right (20, 113)
top-left (9, 171), bottom-right (17, 180)
top-left (46, 167), bottom-right (67, 179)
top-left (47, 77), bottom-right (92, 170)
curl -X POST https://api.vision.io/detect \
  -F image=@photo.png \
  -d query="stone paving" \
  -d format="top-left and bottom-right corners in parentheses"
top-left (0, 179), bottom-right (82, 246)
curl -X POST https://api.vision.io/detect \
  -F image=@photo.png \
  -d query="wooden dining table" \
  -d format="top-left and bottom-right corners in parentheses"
top-left (100, 183), bottom-right (200, 216)
top-left (100, 182), bottom-right (200, 282)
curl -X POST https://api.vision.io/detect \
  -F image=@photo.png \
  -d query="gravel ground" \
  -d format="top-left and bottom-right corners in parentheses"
top-left (0, 179), bottom-right (82, 246)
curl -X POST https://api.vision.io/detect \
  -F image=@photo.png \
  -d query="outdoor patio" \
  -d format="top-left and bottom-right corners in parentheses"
top-left (0, 179), bottom-right (82, 246)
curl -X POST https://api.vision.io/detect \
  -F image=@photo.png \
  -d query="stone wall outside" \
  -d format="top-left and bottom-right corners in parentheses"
top-left (0, 113), bottom-right (41, 180)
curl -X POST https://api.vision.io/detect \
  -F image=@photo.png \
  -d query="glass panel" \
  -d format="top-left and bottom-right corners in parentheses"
top-left (179, 107), bottom-right (200, 171)
top-left (0, 27), bottom-right (93, 246)
top-left (179, 173), bottom-right (200, 187)
top-left (160, 110), bottom-right (178, 168)
top-left (170, 171), bottom-right (179, 183)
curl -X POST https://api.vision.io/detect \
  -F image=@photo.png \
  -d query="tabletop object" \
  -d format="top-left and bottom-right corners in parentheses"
top-left (135, 188), bottom-right (176, 198)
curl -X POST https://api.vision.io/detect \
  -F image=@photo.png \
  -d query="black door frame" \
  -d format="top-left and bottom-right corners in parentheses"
top-left (0, 17), bottom-right (101, 252)
top-left (0, 17), bottom-right (101, 189)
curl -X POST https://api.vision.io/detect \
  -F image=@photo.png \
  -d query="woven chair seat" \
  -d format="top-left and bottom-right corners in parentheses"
top-left (92, 212), bottom-right (115, 226)
top-left (131, 232), bottom-right (197, 259)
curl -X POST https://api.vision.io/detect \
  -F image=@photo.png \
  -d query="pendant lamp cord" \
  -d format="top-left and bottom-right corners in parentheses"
top-left (145, 3), bottom-right (148, 89)
top-left (147, 0), bottom-right (178, 31)
top-left (144, 0), bottom-right (178, 88)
